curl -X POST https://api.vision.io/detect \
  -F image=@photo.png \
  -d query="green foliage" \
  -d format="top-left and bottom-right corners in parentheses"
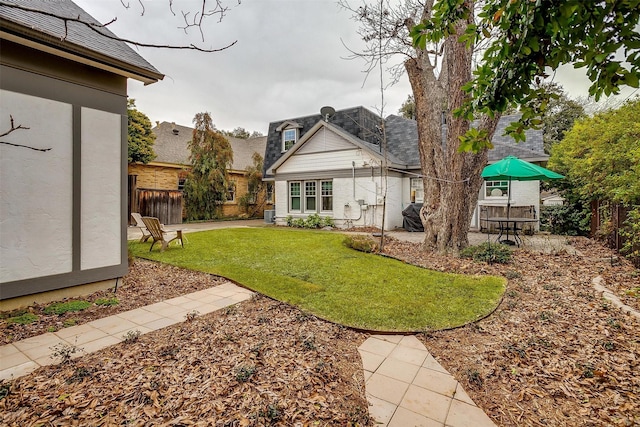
top-left (129, 228), bottom-right (506, 331)
top-left (411, 0), bottom-right (640, 145)
top-left (620, 207), bottom-right (640, 266)
top-left (94, 297), bottom-right (119, 307)
top-left (183, 112), bottom-right (234, 221)
top-left (285, 214), bottom-right (334, 229)
top-left (549, 99), bottom-right (640, 206)
top-left (238, 153), bottom-right (266, 217)
top-left (540, 205), bottom-right (590, 236)
top-left (235, 365), bottom-right (257, 383)
top-left (343, 235), bottom-right (379, 253)
top-left (44, 300), bottom-right (91, 315)
top-left (398, 94), bottom-right (416, 119)
top-left (460, 243), bottom-right (512, 264)
top-left (127, 99), bottom-right (156, 164)
top-left (220, 127), bottom-right (263, 139)
top-left (7, 312), bottom-right (38, 325)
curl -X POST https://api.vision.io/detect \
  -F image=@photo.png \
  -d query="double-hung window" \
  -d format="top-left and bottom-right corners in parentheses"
top-left (288, 180), bottom-right (333, 213)
top-left (305, 181), bottom-right (317, 212)
top-left (283, 129), bottom-right (297, 151)
top-left (321, 181), bottom-right (333, 211)
top-left (410, 177), bottom-right (423, 203)
top-left (289, 182), bottom-right (301, 211)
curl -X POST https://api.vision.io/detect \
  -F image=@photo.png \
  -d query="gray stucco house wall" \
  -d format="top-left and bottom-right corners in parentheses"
top-left (0, 0), bottom-right (163, 307)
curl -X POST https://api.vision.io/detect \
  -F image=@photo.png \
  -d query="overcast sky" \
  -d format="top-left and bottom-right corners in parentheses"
top-left (74, 0), bottom-right (636, 135)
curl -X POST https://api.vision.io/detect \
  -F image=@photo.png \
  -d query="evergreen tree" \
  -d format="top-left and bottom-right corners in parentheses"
top-left (183, 112), bottom-right (233, 220)
top-left (127, 99), bottom-right (156, 164)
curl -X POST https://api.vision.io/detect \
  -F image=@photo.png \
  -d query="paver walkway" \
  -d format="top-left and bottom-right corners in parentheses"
top-left (2, 284), bottom-right (495, 426)
top-left (359, 335), bottom-right (496, 427)
top-left (0, 282), bottom-right (254, 381)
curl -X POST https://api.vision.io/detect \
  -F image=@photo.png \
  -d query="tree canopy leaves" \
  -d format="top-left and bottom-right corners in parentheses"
top-left (411, 0), bottom-right (640, 144)
top-left (127, 99), bottom-right (156, 164)
top-left (183, 112), bottom-right (233, 220)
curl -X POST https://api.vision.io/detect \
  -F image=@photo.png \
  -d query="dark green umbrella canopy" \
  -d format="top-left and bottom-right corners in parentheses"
top-left (482, 156), bottom-right (564, 181)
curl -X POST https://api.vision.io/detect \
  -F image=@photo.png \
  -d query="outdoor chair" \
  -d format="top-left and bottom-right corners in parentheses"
top-left (141, 216), bottom-right (184, 252)
top-left (131, 212), bottom-right (152, 243)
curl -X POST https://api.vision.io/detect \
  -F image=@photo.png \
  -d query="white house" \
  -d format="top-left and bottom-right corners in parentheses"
top-left (263, 106), bottom-right (548, 231)
top-left (0, 0), bottom-right (163, 309)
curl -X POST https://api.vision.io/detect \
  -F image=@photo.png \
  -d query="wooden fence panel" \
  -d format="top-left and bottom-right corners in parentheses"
top-left (136, 189), bottom-right (183, 225)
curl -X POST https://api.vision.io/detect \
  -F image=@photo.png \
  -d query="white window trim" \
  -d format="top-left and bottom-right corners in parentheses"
top-left (288, 180), bottom-right (333, 213)
top-left (320, 180), bottom-right (333, 213)
top-left (289, 181), bottom-right (301, 212)
top-left (282, 128), bottom-right (298, 152)
top-left (485, 180), bottom-right (509, 199)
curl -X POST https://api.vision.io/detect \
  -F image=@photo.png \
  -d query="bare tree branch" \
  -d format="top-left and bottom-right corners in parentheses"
top-left (0, 115), bottom-right (51, 152)
top-left (0, 1), bottom-right (238, 53)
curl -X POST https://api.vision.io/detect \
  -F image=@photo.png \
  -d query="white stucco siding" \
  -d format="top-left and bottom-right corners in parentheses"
top-left (0, 90), bottom-right (73, 283)
top-left (80, 107), bottom-right (121, 270)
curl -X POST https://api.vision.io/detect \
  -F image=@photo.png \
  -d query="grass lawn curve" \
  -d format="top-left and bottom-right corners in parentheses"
top-left (128, 228), bottom-right (505, 332)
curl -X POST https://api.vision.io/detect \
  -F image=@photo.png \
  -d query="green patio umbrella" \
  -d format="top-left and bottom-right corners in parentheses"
top-left (481, 155), bottom-right (565, 183)
top-left (481, 156), bottom-right (564, 243)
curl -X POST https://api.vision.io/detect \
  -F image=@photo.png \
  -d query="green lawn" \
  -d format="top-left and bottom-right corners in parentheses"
top-left (129, 228), bottom-right (505, 332)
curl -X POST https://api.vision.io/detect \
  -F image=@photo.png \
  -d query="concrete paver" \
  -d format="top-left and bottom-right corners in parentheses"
top-left (359, 335), bottom-right (496, 427)
top-left (0, 282), bottom-right (254, 382)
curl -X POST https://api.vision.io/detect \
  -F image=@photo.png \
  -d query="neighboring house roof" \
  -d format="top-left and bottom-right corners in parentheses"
top-left (267, 120), bottom-right (405, 175)
top-left (0, 0), bottom-right (163, 84)
top-left (264, 106), bottom-right (547, 176)
top-left (151, 121), bottom-right (267, 171)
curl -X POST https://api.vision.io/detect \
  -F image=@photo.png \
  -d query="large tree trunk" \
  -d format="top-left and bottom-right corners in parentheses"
top-left (405, 1), bottom-right (500, 254)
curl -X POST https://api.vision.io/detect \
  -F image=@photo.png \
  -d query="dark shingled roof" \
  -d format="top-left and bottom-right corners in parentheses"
top-left (264, 106), bottom-right (547, 177)
top-left (0, 0), bottom-right (163, 83)
top-left (152, 122), bottom-right (267, 171)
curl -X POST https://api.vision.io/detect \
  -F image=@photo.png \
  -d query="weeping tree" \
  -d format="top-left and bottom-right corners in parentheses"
top-left (238, 152), bottom-right (267, 217)
top-left (342, 0), bottom-right (640, 253)
top-left (183, 112), bottom-right (233, 221)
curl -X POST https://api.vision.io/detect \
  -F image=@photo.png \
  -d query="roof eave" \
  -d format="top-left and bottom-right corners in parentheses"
top-left (0, 22), bottom-right (164, 84)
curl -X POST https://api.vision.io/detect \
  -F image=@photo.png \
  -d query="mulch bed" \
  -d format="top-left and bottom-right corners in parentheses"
top-left (1, 235), bottom-right (639, 426)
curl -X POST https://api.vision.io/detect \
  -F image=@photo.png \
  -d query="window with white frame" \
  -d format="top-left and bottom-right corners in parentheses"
top-left (485, 180), bottom-right (509, 198)
top-left (288, 180), bottom-right (333, 213)
top-left (321, 181), bottom-right (333, 211)
top-left (289, 182), bottom-right (301, 211)
top-left (410, 177), bottom-right (424, 203)
top-left (305, 181), bottom-right (317, 212)
top-left (283, 128), bottom-right (297, 151)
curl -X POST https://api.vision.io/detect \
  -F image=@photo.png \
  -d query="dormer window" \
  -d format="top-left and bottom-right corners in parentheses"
top-left (283, 128), bottom-right (297, 151)
top-left (276, 120), bottom-right (302, 152)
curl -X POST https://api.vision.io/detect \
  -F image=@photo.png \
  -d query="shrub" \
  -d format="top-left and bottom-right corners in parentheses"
top-left (286, 214), bottom-right (335, 229)
top-left (343, 235), bottom-right (379, 253)
top-left (44, 300), bottom-right (91, 315)
top-left (460, 242), bottom-right (512, 264)
top-left (7, 312), bottom-right (38, 325)
top-left (540, 204), bottom-right (590, 236)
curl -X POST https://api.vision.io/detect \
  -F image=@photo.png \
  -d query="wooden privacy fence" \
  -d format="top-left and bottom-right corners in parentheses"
top-left (136, 189), bottom-right (183, 225)
top-left (591, 201), bottom-right (634, 255)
